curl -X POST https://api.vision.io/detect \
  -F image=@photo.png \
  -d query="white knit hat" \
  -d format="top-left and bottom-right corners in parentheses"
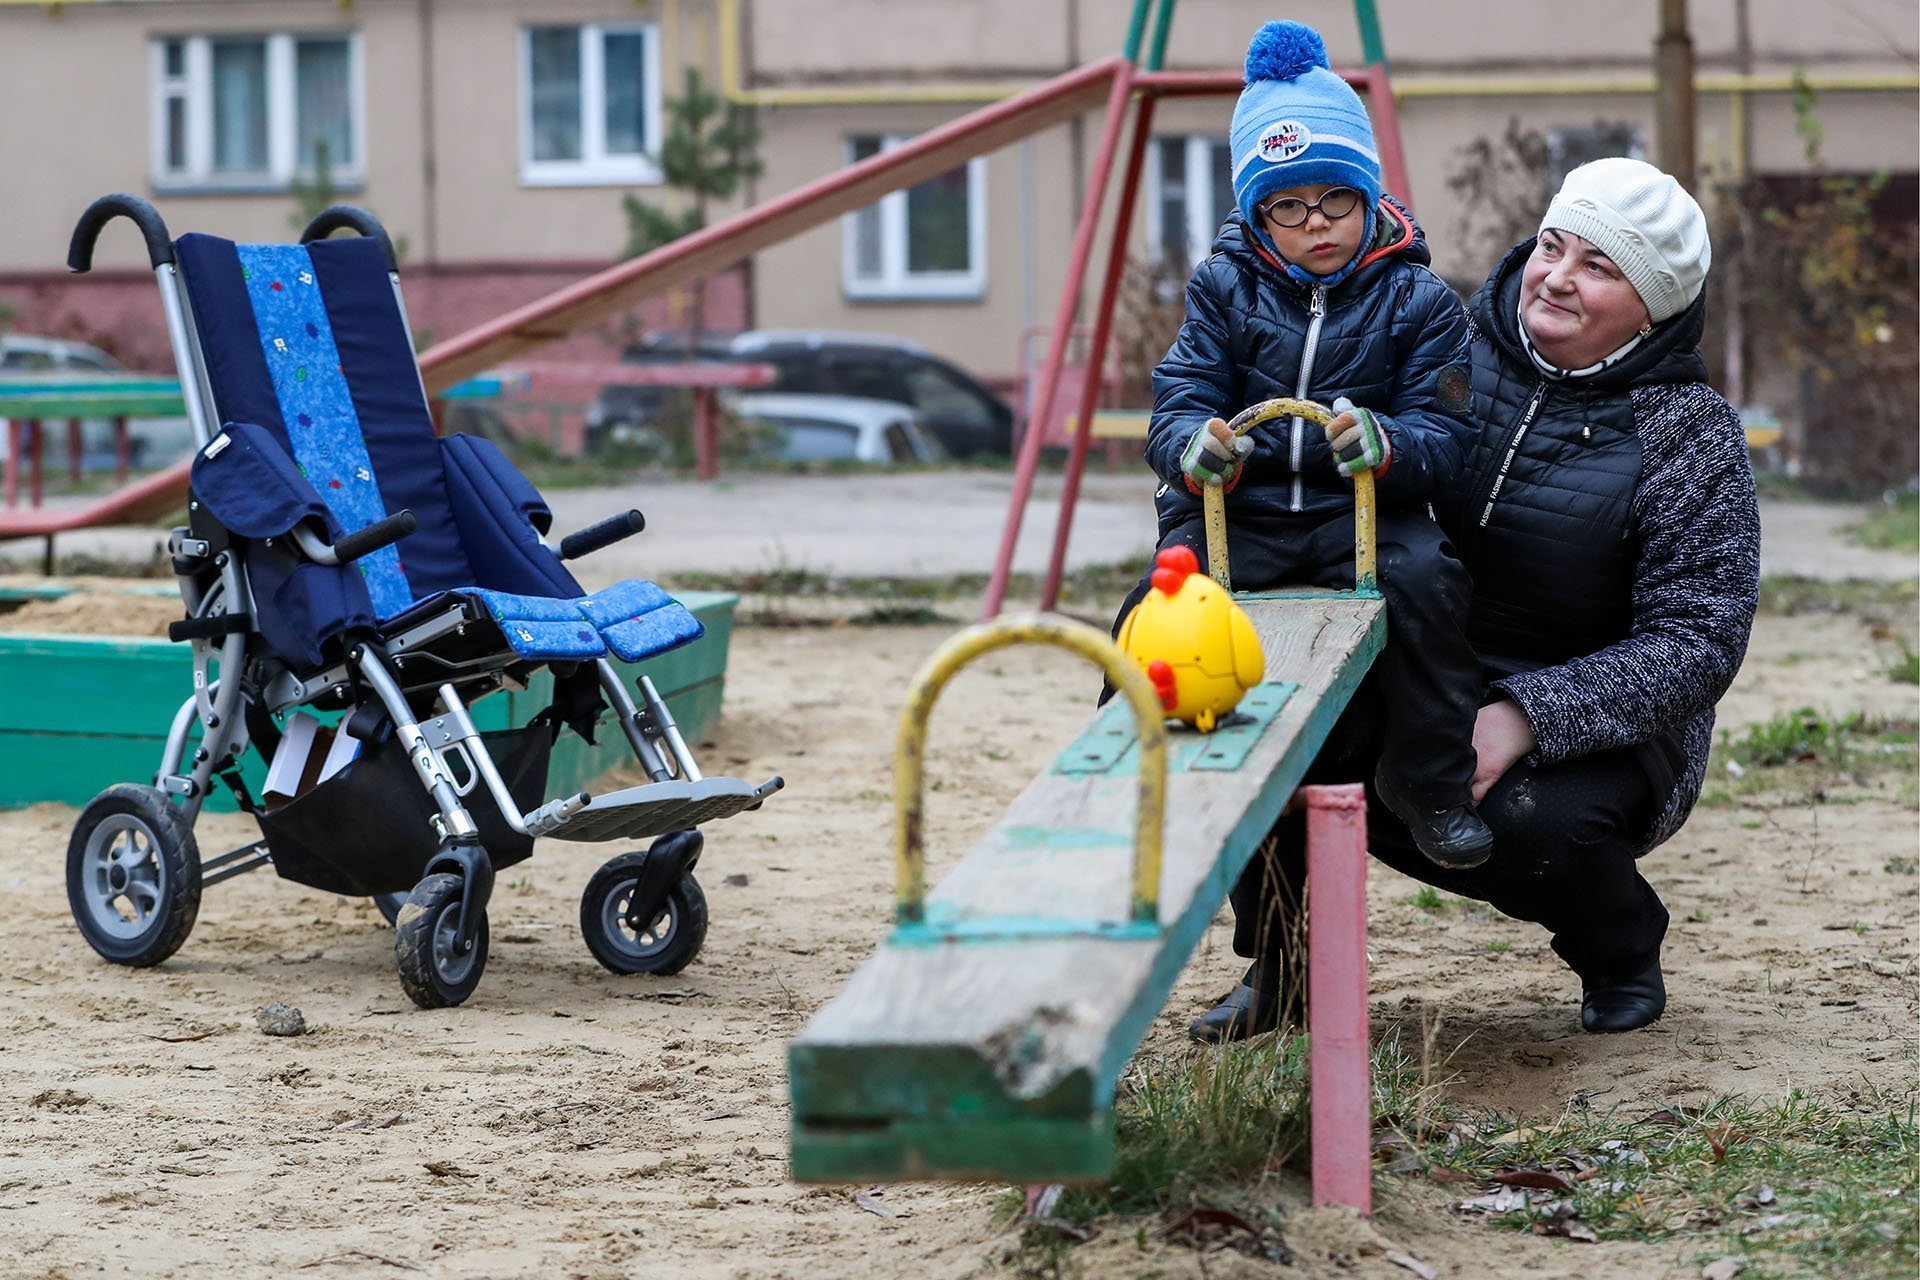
top-left (1539, 157), bottom-right (1711, 323)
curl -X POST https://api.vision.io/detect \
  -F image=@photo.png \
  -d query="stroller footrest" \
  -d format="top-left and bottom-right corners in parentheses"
top-left (537, 776), bottom-right (783, 843)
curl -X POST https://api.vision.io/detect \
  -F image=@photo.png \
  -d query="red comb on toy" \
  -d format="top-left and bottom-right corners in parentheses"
top-left (1151, 544), bottom-right (1199, 595)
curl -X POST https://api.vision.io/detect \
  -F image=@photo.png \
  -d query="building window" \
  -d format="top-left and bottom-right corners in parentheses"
top-left (1547, 122), bottom-right (1646, 185)
top-left (151, 33), bottom-right (361, 190)
top-left (1143, 135), bottom-right (1234, 271)
top-left (520, 23), bottom-right (662, 186)
top-left (842, 136), bottom-right (987, 301)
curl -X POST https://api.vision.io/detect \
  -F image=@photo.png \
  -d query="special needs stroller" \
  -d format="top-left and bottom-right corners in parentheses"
top-left (62, 195), bottom-right (781, 1008)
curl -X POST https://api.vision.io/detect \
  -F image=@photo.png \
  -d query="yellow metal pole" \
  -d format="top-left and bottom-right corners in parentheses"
top-left (1204, 398), bottom-right (1376, 594)
top-left (894, 615), bottom-right (1168, 926)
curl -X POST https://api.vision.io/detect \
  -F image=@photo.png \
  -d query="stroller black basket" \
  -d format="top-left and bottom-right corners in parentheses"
top-left (255, 725), bottom-right (554, 896)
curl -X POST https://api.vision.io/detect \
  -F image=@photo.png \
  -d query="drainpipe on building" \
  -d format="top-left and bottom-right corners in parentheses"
top-left (1656, 0), bottom-right (1698, 191)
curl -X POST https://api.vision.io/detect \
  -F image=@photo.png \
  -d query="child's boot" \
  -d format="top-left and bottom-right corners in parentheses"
top-left (1374, 772), bottom-right (1494, 869)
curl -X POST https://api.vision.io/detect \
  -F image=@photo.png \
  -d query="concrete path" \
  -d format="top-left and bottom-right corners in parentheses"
top-left (3, 468), bottom-right (1912, 585)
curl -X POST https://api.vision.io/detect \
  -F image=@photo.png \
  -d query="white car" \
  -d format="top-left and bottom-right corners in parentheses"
top-left (734, 392), bottom-right (947, 465)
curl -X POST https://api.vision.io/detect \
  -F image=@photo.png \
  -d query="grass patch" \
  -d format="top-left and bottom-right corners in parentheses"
top-left (1402, 886), bottom-right (1449, 912)
top-left (1847, 492), bottom-right (1920, 554)
top-left (1430, 1091), bottom-right (1918, 1279)
top-left (1756, 575), bottom-right (1918, 620)
top-left (660, 560), bottom-right (1145, 608)
top-left (1721, 708), bottom-right (1916, 770)
top-left (1010, 1035), bottom-right (1916, 1279)
top-left (1890, 640), bottom-right (1920, 685)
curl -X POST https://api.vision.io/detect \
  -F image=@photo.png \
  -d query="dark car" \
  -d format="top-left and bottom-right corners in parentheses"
top-left (585, 330), bottom-right (1014, 460)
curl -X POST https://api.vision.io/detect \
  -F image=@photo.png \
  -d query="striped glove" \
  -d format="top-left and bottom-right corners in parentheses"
top-left (1326, 396), bottom-right (1391, 476)
top-left (1180, 417), bottom-right (1254, 488)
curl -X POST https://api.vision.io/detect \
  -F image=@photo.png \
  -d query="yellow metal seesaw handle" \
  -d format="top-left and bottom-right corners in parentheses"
top-left (894, 615), bottom-right (1168, 927)
top-left (1200, 397), bottom-right (1377, 595)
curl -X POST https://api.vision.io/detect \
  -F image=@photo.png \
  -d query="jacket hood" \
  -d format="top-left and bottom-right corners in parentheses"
top-left (1471, 237), bottom-right (1709, 390)
top-left (1212, 195), bottom-right (1431, 292)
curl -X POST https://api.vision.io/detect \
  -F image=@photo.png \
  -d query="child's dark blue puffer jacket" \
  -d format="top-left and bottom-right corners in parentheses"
top-left (1146, 198), bottom-right (1475, 529)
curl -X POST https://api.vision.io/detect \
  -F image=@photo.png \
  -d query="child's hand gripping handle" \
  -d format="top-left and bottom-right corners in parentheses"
top-left (1199, 398), bottom-right (1377, 594)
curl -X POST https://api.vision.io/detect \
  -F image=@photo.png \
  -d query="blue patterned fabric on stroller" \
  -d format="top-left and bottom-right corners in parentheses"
top-left (62, 196), bottom-right (781, 1007)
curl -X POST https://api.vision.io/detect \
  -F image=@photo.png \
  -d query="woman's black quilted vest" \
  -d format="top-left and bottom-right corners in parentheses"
top-left (1437, 240), bottom-right (1711, 679)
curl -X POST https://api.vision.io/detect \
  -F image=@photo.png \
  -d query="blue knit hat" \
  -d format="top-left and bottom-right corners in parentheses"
top-left (1230, 23), bottom-right (1382, 244)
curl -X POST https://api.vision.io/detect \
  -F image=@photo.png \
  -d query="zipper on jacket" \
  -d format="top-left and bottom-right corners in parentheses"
top-left (1288, 284), bottom-right (1328, 513)
top-left (1477, 380), bottom-right (1548, 527)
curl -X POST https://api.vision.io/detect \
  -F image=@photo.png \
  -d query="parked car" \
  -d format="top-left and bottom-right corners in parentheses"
top-left (0, 334), bottom-right (194, 470)
top-left (735, 393), bottom-right (947, 466)
top-left (586, 330), bottom-right (1013, 460)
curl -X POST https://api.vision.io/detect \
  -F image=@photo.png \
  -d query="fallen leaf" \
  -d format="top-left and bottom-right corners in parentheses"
top-left (1455, 1187), bottom-right (1534, 1214)
top-left (1426, 1167), bottom-right (1475, 1184)
top-left (1740, 1213), bottom-right (1795, 1235)
top-left (1385, 1249), bottom-right (1438, 1279)
top-left (700, 1110), bottom-right (743, 1122)
top-left (1492, 1166), bottom-right (1574, 1192)
top-left (155, 1163), bottom-right (211, 1177)
top-left (722, 874), bottom-right (749, 887)
top-left (1530, 1200), bottom-right (1598, 1242)
top-left (1639, 1107), bottom-right (1689, 1126)
top-left (143, 1031), bottom-right (217, 1043)
top-left (1487, 1126), bottom-right (1546, 1145)
top-left (1702, 1258), bottom-right (1743, 1280)
top-left (853, 1190), bottom-right (900, 1219)
top-left (422, 1160), bottom-right (476, 1179)
top-left (1707, 1124), bottom-right (1752, 1163)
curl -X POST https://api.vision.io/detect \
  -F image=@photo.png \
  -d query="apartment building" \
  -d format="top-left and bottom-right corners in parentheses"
top-left (0, 0), bottom-right (1913, 398)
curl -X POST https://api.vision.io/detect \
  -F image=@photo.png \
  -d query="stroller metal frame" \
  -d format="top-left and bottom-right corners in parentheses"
top-left (63, 194), bottom-right (781, 1007)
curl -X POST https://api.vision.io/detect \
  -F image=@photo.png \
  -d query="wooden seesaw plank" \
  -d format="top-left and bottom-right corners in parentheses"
top-left (789, 594), bottom-right (1385, 1183)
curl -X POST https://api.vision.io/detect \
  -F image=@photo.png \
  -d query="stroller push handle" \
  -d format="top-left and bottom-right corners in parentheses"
top-left (300, 204), bottom-right (399, 274)
top-left (69, 193), bottom-right (175, 273)
top-left (560, 509), bottom-right (646, 561)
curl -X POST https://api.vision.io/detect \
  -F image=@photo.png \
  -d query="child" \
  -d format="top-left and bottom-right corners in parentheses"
top-left (1124, 20), bottom-right (1490, 870)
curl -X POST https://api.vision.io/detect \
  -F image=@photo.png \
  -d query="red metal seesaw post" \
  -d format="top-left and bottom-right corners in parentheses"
top-left (1304, 782), bottom-right (1371, 1215)
top-left (982, 61), bottom-right (1135, 620)
top-left (1039, 89), bottom-right (1158, 613)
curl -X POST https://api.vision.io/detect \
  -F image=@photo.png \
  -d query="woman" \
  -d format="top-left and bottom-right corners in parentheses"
top-left (1193, 156), bottom-right (1761, 1039)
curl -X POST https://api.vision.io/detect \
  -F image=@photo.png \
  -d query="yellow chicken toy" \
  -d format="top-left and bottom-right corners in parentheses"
top-left (1116, 545), bottom-right (1265, 733)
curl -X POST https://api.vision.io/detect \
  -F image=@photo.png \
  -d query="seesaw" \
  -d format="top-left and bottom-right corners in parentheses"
top-left (789, 399), bottom-right (1384, 1211)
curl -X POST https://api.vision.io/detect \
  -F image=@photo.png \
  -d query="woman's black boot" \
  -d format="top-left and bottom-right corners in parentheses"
top-left (1580, 953), bottom-right (1666, 1033)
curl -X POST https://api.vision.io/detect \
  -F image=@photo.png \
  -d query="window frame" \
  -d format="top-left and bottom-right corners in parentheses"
top-left (518, 21), bottom-right (664, 188)
top-left (149, 31), bottom-right (365, 193)
top-left (840, 135), bottom-right (988, 302)
top-left (1142, 133), bottom-right (1234, 271)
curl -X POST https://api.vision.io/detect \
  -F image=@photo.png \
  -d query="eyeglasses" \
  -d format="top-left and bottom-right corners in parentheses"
top-left (1258, 187), bottom-right (1363, 228)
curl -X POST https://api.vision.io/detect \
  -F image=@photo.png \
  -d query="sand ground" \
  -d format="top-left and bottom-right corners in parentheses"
top-left (0, 574), bottom-right (1915, 1279)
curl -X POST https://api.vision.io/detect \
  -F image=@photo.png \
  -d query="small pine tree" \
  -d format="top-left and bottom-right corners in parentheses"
top-left (621, 67), bottom-right (763, 355)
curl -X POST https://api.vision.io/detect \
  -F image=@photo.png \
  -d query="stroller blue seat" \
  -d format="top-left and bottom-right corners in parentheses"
top-left (59, 196), bottom-right (781, 1010)
top-left (175, 234), bottom-right (698, 671)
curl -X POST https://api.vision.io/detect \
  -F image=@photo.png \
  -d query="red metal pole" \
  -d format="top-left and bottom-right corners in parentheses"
top-left (114, 415), bottom-right (130, 485)
top-left (1304, 782), bottom-right (1371, 1216)
top-left (1363, 66), bottom-right (1413, 204)
top-left (4, 420), bottom-right (17, 508)
top-left (983, 64), bottom-right (1136, 619)
top-left (693, 387), bottom-right (718, 482)
top-left (1040, 92), bottom-right (1157, 611)
top-left (28, 420), bottom-right (44, 508)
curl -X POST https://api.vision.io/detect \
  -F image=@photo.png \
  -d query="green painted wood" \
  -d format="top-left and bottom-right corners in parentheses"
top-left (0, 591), bottom-right (738, 809)
top-left (1054, 682), bottom-right (1297, 776)
top-left (792, 1114), bottom-right (1115, 1184)
top-left (0, 393), bottom-right (189, 417)
top-left (789, 597), bottom-right (1386, 1184)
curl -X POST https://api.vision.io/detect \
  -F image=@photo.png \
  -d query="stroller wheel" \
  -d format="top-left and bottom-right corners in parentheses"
top-left (370, 893), bottom-right (407, 926)
top-left (66, 785), bottom-right (202, 967)
top-left (393, 873), bottom-right (489, 1009)
top-left (580, 853), bottom-right (708, 976)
